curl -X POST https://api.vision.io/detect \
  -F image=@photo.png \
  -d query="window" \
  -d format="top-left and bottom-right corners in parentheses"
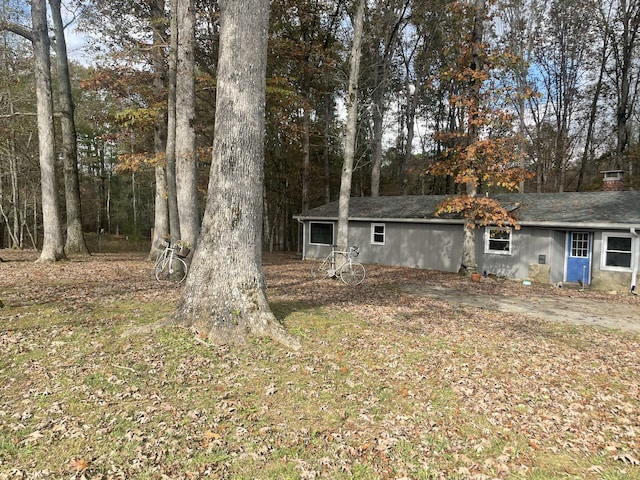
top-left (571, 232), bottom-right (589, 258)
top-left (371, 223), bottom-right (385, 245)
top-left (309, 222), bottom-right (334, 245)
top-left (485, 227), bottom-right (512, 255)
top-left (602, 234), bottom-right (633, 270)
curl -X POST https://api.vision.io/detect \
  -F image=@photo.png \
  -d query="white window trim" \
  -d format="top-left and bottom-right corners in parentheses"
top-left (484, 226), bottom-right (512, 255)
top-left (309, 221), bottom-right (334, 246)
top-left (371, 223), bottom-right (386, 245)
top-left (601, 232), bottom-right (635, 272)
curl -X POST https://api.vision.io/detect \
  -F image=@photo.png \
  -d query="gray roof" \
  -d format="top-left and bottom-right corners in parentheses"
top-left (295, 191), bottom-right (640, 228)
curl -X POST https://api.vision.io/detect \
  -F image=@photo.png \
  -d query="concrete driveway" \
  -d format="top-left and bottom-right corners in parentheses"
top-left (401, 283), bottom-right (640, 333)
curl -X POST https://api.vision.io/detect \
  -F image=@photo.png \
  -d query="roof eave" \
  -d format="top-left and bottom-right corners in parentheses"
top-left (294, 215), bottom-right (639, 230)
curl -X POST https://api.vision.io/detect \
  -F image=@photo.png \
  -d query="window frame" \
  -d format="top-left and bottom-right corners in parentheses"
top-left (309, 221), bottom-right (334, 246)
top-left (484, 226), bottom-right (512, 255)
top-left (371, 223), bottom-right (386, 245)
top-left (601, 232), bottom-right (634, 272)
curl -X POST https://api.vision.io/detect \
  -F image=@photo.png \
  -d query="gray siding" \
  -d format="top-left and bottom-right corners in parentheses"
top-left (477, 228), bottom-right (556, 280)
top-left (301, 219), bottom-right (637, 291)
top-left (353, 221), bottom-right (464, 272)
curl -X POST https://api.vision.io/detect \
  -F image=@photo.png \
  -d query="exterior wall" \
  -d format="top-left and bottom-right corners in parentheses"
top-left (302, 220), bottom-right (638, 291)
top-left (352, 221), bottom-right (465, 272)
top-left (476, 227), bottom-right (558, 281)
top-left (548, 230), bottom-right (567, 284)
top-left (302, 220), bottom-right (465, 272)
top-left (590, 231), bottom-right (635, 292)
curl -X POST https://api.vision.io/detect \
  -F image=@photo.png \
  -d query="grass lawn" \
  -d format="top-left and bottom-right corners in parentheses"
top-left (0, 249), bottom-right (639, 479)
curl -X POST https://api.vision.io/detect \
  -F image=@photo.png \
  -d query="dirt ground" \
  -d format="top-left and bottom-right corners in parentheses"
top-left (400, 282), bottom-right (640, 332)
top-left (264, 252), bottom-right (640, 333)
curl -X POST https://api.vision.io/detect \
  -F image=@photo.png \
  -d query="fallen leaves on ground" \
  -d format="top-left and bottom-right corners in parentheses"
top-left (0, 249), bottom-right (639, 479)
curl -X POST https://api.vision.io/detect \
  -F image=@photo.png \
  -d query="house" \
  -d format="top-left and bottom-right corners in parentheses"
top-left (294, 172), bottom-right (640, 292)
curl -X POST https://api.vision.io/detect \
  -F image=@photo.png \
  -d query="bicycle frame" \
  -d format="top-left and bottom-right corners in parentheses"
top-left (311, 245), bottom-right (365, 285)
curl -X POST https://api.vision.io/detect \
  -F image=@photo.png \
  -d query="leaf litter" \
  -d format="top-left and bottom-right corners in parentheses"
top-left (0, 249), bottom-right (639, 479)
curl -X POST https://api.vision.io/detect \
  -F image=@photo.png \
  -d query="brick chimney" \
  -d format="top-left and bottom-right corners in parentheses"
top-left (602, 170), bottom-right (625, 191)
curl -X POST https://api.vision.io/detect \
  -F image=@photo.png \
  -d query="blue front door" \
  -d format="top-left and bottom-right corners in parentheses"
top-left (566, 232), bottom-right (592, 284)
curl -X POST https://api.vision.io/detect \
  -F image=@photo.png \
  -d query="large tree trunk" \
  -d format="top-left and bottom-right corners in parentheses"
top-left (175, 0), bottom-right (199, 250)
top-left (336, 0), bottom-right (365, 250)
top-left (32, 0), bottom-right (65, 262)
top-left (49, 0), bottom-right (89, 255)
top-left (171, 0), bottom-right (299, 350)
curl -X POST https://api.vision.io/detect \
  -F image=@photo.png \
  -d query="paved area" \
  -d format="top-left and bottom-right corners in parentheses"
top-left (401, 284), bottom-right (640, 333)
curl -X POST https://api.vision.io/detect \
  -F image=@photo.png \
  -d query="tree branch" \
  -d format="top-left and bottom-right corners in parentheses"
top-left (0, 20), bottom-right (34, 43)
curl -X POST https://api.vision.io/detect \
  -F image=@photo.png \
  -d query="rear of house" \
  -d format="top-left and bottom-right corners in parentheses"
top-left (294, 188), bottom-right (640, 293)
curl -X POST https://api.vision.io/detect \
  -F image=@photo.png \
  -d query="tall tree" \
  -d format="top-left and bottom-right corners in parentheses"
top-left (336, 0), bottom-right (365, 250)
top-left (171, 0), bottom-right (299, 349)
top-left (165, 0), bottom-right (181, 243)
top-left (533, 0), bottom-right (593, 191)
top-left (1, 0), bottom-right (65, 259)
top-left (174, 0), bottom-right (199, 249)
top-left (603, 0), bottom-right (640, 170)
top-left (428, 0), bottom-right (530, 274)
top-left (49, 0), bottom-right (89, 254)
top-left (149, 0), bottom-right (170, 259)
top-left (367, 0), bottom-right (409, 197)
top-left (32, 0), bottom-right (64, 261)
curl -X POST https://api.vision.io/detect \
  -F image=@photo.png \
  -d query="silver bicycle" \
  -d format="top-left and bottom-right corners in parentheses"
top-left (311, 245), bottom-right (366, 285)
top-left (153, 240), bottom-right (189, 284)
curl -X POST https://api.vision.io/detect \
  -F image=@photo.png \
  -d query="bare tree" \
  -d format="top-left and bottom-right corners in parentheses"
top-left (32, 0), bottom-right (64, 261)
top-left (171, 0), bottom-right (299, 349)
top-left (49, 0), bottom-right (89, 254)
top-left (175, 0), bottom-right (199, 250)
top-left (1, 0), bottom-right (65, 260)
top-left (165, 0), bottom-right (181, 243)
top-left (149, 0), bottom-right (170, 259)
top-left (336, 0), bottom-right (365, 250)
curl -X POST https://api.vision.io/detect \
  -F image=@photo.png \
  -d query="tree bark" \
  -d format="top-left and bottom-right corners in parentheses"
top-left (337, 0), bottom-right (365, 250)
top-left (49, 0), bottom-right (89, 255)
top-left (461, 0), bottom-right (486, 274)
top-left (149, 0), bottom-right (170, 259)
top-left (32, 0), bottom-right (65, 262)
top-left (171, 0), bottom-right (300, 350)
top-left (166, 0), bottom-right (181, 243)
top-left (175, 0), bottom-right (200, 250)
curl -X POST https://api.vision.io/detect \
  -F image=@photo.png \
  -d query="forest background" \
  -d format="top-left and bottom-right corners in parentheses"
top-left (1, 0), bottom-right (640, 253)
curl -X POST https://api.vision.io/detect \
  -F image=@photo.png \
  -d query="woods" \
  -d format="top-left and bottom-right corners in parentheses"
top-left (2, 0), bottom-right (640, 254)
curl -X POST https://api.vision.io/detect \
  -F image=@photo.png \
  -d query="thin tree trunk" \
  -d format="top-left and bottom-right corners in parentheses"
top-left (175, 0), bottom-right (199, 250)
top-left (166, 0), bottom-right (181, 243)
top-left (49, 0), bottom-right (89, 254)
top-left (149, 0), bottom-right (169, 259)
top-left (578, 37), bottom-right (607, 191)
top-left (323, 91), bottom-right (332, 204)
top-left (337, 0), bottom-right (365, 250)
top-left (32, 0), bottom-right (65, 262)
top-left (461, 0), bottom-right (486, 274)
top-left (301, 105), bottom-right (310, 213)
top-left (170, 0), bottom-right (299, 350)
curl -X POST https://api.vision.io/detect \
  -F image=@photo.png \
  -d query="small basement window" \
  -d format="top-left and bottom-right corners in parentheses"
top-left (309, 222), bottom-right (334, 245)
top-left (485, 227), bottom-right (512, 255)
top-left (371, 223), bottom-right (385, 245)
top-left (602, 233), bottom-right (633, 270)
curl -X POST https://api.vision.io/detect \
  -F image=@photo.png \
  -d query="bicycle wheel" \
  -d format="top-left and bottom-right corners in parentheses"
top-left (339, 262), bottom-right (365, 285)
top-left (311, 258), bottom-right (333, 279)
top-left (155, 256), bottom-right (188, 284)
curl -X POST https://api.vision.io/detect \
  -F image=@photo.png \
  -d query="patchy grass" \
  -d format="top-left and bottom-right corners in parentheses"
top-left (0, 249), bottom-right (639, 479)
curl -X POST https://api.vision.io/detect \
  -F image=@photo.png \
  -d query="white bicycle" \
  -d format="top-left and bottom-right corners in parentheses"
top-left (311, 245), bottom-right (366, 285)
top-left (153, 240), bottom-right (189, 284)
